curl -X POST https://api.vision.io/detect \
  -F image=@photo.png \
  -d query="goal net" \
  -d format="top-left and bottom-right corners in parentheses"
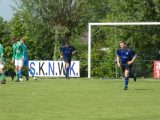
top-left (88, 22), bottom-right (160, 78)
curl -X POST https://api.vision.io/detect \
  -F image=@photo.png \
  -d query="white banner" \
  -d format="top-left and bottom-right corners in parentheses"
top-left (29, 61), bottom-right (80, 77)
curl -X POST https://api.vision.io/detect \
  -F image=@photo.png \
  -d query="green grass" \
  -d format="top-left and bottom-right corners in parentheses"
top-left (0, 77), bottom-right (160, 120)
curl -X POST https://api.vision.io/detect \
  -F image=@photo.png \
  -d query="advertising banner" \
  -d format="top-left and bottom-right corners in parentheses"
top-left (29, 61), bottom-right (80, 77)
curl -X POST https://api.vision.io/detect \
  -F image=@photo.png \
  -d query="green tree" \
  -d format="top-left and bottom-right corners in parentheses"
top-left (9, 0), bottom-right (160, 77)
top-left (0, 17), bottom-right (13, 72)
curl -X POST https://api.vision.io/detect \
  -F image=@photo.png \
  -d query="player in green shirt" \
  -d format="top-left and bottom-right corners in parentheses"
top-left (12, 37), bottom-right (25, 82)
top-left (0, 43), bottom-right (6, 84)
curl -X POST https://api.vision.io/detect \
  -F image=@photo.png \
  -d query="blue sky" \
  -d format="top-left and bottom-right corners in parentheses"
top-left (0, 0), bottom-right (16, 21)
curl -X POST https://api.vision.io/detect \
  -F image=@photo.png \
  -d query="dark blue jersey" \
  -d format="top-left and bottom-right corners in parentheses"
top-left (60, 45), bottom-right (76, 58)
top-left (117, 48), bottom-right (135, 65)
top-left (22, 43), bottom-right (29, 66)
top-left (22, 43), bottom-right (28, 59)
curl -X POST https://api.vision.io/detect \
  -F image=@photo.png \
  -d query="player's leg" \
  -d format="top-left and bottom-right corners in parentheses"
top-left (65, 62), bottom-right (70, 79)
top-left (15, 60), bottom-right (20, 82)
top-left (29, 68), bottom-right (36, 80)
top-left (18, 59), bottom-right (23, 81)
top-left (24, 66), bottom-right (37, 81)
top-left (129, 67), bottom-right (137, 82)
top-left (123, 65), bottom-right (132, 90)
top-left (133, 74), bottom-right (136, 82)
top-left (64, 58), bottom-right (71, 79)
top-left (25, 67), bottom-right (29, 81)
top-left (23, 59), bottom-right (36, 81)
top-left (15, 66), bottom-right (19, 82)
top-left (10, 69), bottom-right (15, 81)
top-left (0, 64), bottom-right (6, 84)
top-left (121, 65), bottom-right (125, 86)
top-left (133, 69), bottom-right (137, 82)
top-left (23, 58), bottom-right (29, 81)
top-left (124, 69), bottom-right (129, 90)
top-left (65, 59), bottom-right (71, 79)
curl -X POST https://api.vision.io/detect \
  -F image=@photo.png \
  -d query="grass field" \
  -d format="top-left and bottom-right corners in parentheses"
top-left (0, 77), bottom-right (160, 120)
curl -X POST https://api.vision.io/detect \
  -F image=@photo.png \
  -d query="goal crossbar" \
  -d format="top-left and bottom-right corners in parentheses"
top-left (88, 22), bottom-right (160, 78)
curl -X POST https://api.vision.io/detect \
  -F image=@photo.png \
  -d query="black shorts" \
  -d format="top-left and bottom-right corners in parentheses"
top-left (121, 64), bottom-right (132, 73)
top-left (63, 57), bottom-right (71, 65)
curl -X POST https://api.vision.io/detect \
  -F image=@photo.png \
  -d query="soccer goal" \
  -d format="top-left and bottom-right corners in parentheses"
top-left (88, 22), bottom-right (160, 78)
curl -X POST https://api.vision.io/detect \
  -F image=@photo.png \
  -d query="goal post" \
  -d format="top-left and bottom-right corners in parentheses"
top-left (88, 22), bottom-right (160, 78)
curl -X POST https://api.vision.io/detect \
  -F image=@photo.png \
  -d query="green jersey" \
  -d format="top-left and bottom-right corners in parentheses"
top-left (12, 41), bottom-right (24, 60)
top-left (0, 44), bottom-right (4, 62)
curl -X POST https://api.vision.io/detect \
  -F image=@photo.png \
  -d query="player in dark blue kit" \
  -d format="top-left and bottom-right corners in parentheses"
top-left (60, 41), bottom-right (76, 79)
top-left (116, 41), bottom-right (137, 90)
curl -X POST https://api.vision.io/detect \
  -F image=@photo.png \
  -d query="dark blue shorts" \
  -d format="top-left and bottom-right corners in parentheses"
top-left (121, 64), bottom-right (132, 73)
top-left (63, 57), bottom-right (71, 65)
top-left (23, 57), bottom-right (29, 67)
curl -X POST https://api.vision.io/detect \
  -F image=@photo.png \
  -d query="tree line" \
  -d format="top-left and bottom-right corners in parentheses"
top-left (0, 0), bottom-right (160, 77)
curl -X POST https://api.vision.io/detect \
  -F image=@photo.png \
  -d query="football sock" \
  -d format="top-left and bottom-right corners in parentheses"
top-left (66, 67), bottom-right (69, 78)
top-left (1, 72), bottom-right (5, 81)
top-left (18, 70), bottom-right (22, 78)
top-left (29, 69), bottom-right (34, 77)
top-left (124, 77), bottom-right (129, 88)
top-left (16, 72), bottom-right (19, 80)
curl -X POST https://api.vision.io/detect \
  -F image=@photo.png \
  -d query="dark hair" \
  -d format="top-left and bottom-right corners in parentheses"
top-left (12, 37), bottom-right (17, 43)
top-left (62, 41), bottom-right (69, 46)
top-left (65, 41), bottom-right (69, 44)
top-left (13, 37), bottom-right (17, 40)
top-left (119, 40), bottom-right (126, 44)
top-left (0, 36), bottom-right (2, 41)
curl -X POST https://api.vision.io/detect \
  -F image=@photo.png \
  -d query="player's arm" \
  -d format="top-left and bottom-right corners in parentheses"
top-left (12, 46), bottom-right (15, 63)
top-left (128, 54), bottom-right (137, 65)
top-left (0, 53), bottom-right (4, 63)
top-left (60, 52), bottom-right (63, 60)
top-left (116, 55), bottom-right (121, 67)
top-left (128, 50), bottom-right (137, 65)
top-left (21, 43), bottom-right (25, 61)
top-left (59, 47), bottom-right (63, 60)
top-left (0, 46), bottom-right (3, 63)
top-left (71, 46), bottom-right (76, 54)
top-left (116, 50), bottom-right (121, 67)
top-left (72, 50), bottom-right (76, 54)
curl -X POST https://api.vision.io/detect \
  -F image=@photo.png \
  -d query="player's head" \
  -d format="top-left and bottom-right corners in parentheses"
top-left (21, 37), bottom-right (26, 43)
top-left (119, 41), bottom-right (127, 49)
top-left (0, 36), bottom-right (2, 42)
top-left (62, 36), bottom-right (69, 46)
top-left (12, 37), bottom-right (17, 44)
top-left (64, 41), bottom-right (69, 46)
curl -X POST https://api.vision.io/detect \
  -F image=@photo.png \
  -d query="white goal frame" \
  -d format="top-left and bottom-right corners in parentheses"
top-left (88, 22), bottom-right (160, 78)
